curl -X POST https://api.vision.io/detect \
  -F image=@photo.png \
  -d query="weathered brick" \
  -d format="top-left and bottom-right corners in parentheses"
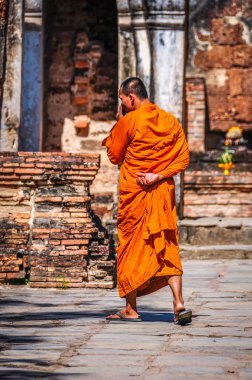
top-left (58, 249), bottom-right (88, 255)
top-left (62, 196), bottom-right (90, 203)
top-left (13, 213), bottom-right (30, 219)
top-left (233, 45), bottom-right (252, 67)
top-left (0, 168), bottom-right (14, 173)
top-left (194, 46), bottom-right (232, 70)
top-left (49, 241), bottom-right (61, 245)
top-left (15, 168), bottom-right (44, 174)
top-left (0, 175), bottom-right (20, 180)
top-left (229, 68), bottom-right (243, 96)
top-left (32, 234), bottom-right (50, 239)
top-left (65, 218), bottom-right (91, 223)
top-left (35, 197), bottom-right (62, 203)
top-left (2, 163), bottom-right (20, 167)
top-left (70, 212), bottom-right (89, 217)
top-left (211, 18), bottom-right (244, 45)
top-left (0, 266), bottom-right (20, 272)
top-left (233, 97), bottom-right (252, 122)
top-left (36, 163), bottom-right (53, 168)
top-left (61, 239), bottom-right (89, 245)
top-left (20, 163), bottom-right (36, 168)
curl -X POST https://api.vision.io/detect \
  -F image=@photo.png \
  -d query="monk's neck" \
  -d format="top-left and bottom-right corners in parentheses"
top-left (135, 99), bottom-right (152, 110)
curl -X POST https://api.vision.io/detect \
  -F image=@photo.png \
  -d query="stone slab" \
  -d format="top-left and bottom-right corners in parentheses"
top-left (0, 259), bottom-right (251, 379)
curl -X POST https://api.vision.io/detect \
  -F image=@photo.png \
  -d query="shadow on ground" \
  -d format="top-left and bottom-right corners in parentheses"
top-left (0, 369), bottom-right (84, 379)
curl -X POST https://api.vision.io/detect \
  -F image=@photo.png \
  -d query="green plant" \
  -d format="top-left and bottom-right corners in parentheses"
top-left (219, 147), bottom-right (233, 164)
top-left (58, 275), bottom-right (69, 290)
top-left (24, 277), bottom-right (30, 285)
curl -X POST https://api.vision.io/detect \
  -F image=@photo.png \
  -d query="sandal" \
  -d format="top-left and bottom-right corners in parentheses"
top-left (106, 311), bottom-right (142, 322)
top-left (174, 309), bottom-right (192, 325)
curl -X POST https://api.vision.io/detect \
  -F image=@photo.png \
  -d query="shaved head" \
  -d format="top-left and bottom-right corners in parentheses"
top-left (120, 77), bottom-right (148, 100)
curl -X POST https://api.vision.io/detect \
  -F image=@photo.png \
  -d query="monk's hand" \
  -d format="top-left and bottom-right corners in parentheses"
top-left (116, 104), bottom-right (124, 121)
top-left (136, 172), bottom-right (164, 186)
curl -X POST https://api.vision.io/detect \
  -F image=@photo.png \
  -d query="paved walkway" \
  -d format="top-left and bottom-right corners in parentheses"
top-left (0, 260), bottom-right (251, 380)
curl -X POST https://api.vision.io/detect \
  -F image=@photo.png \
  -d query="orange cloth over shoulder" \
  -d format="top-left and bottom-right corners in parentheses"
top-left (102, 103), bottom-right (190, 298)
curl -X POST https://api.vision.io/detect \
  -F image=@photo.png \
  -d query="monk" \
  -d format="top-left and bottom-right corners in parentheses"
top-left (102, 77), bottom-right (192, 325)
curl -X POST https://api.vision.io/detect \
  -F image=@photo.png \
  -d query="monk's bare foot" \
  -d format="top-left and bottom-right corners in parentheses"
top-left (106, 308), bottom-right (139, 319)
top-left (173, 300), bottom-right (185, 322)
top-left (173, 300), bottom-right (192, 325)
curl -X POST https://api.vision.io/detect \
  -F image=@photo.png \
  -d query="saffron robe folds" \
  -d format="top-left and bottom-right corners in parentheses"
top-left (103, 103), bottom-right (190, 298)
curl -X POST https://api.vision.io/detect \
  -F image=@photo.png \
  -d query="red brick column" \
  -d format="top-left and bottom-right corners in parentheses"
top-left (0, 152), bottom-right (115, 288)
top-left (186, 78), bottom-right (205, 152)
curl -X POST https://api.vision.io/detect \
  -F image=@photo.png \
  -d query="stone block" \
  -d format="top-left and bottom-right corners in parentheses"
top-left (241, 68), bottom-right (252, 95)
top-left (207, 95), bottom-right (230, 126)
top-left (232, 45), bottom-right (252, 67)
top-left (85, 281), bottom-right (114, 289)
top-left (233, 97), bottom-right (252, 122)
top-left (211, 19), bottom-right (244, 46)
top-left (194, 46), bottom-right (232, 70)
top-left (229, 68), bottom-right (243, 96)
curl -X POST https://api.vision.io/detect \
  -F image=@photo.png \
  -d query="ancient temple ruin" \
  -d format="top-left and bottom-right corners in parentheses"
top-left (0, 0), bottom-right (252, 285)
top-left (0, 152), bottom-right (115, 286)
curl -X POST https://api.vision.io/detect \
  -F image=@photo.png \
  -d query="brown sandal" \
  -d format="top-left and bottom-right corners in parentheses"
top-left (106, 311), bottom-right (142, 322)
top-left (174, 309), bottom-right (192, 325)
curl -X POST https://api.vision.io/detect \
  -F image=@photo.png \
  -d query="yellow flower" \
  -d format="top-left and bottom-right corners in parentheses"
top-left (226, 126), bottom-right (243, 139)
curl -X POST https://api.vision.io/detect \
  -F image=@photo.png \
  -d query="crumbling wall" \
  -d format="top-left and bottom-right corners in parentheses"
top-left (43, 0), bottom-right (118, 225)
top-left (43, 0), bottom-right (118, 152)
top-left (0, 152), bottom-right (115, 288)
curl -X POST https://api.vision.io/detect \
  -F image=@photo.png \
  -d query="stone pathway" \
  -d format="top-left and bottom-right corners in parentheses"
top-left (0, 260), bottom-right (251, 379)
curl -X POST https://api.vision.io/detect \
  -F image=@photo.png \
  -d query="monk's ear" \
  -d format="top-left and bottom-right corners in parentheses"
top-left (128, 94), bottom-right (133, 106)
top-left (129, 93), bottom-right (135, 106)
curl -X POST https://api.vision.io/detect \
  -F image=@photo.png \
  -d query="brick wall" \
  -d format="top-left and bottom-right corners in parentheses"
top-left (188, 0), bottom-right (252, 135)
top-left (72, 31), bottom-right (116, 119)
top-left (0, 152), bottom-right (115, 288)
top-left (43, 0), bottom-right (117, 152)
top-left (42, 0), bottom-right (118, 225)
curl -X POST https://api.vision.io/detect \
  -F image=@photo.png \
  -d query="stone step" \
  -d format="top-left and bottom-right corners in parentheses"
top-left (179, 217), bottom-right (252, 246)
top-left (180, 244), bottom-right (252, 259)
top-left (106, 217), bottom-right (252, 259)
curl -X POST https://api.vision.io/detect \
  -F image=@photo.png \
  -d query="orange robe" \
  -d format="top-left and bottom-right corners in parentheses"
top-left (103, 103), bottom-right (190, 298)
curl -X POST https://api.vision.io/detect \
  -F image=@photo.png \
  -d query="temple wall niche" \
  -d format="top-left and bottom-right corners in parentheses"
top-left (187, 0), bottom-right (252, 149)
